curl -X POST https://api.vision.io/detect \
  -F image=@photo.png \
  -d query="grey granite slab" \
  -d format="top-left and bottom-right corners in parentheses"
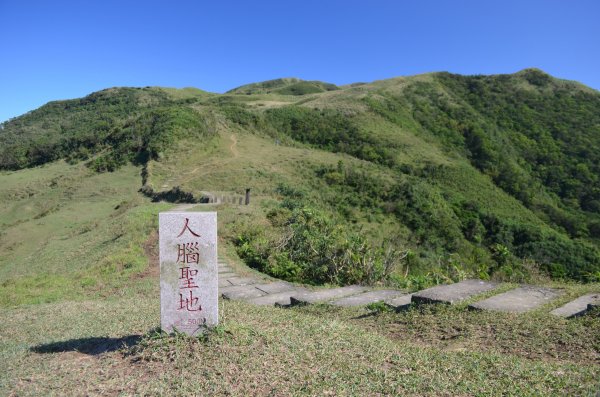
top-left (254, 281), bottom-right (294, 294)
top-left (218, 278), bottom-right (233, 288)
top-left (331, 290), bottom-right (405, 307)
top-left (469, 286), bottom-right (562, 313)
top-left (384, 294), bottom-right (414, 311)
top-left (290, 285), bottom-right (369, 305)
top-left (225, 277), bottom-right (258, 286)
top-left (550, 293), bottom-right (600, 318)
top-left (221, 285), bottom-right (266, 300)
top-left (220, 284), bottom-right (258, 294)
top-left (159, 211), bottom-right (218, 336)
top-left (218, 266), bottom-right (233, 273)
top-left (247, 288), bottom-right (310, 307)
top-left (412, 279), bottom-right (499, 305)
top-left (217, 272), bottom-right (237, 279)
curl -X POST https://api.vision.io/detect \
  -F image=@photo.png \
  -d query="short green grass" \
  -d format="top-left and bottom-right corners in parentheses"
top-left (0, 161), bottom-right (172, 306)
top-left (0, 297), bottom-right (598, 396)
top-left (0, 161), bottom-right (598, 395)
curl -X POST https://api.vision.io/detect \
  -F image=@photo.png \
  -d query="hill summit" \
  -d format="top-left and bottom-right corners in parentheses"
top-left (226, 77), bottom-right (339, 95)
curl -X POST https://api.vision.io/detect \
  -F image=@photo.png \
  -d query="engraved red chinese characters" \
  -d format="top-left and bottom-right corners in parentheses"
top-left (176, 218), bottom-right (202, 312)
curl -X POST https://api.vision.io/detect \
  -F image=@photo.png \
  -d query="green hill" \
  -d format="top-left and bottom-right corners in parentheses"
top-left (227, 78), bottom-right (339, 95)
top-left (1, 69), bottom-right (600, 300)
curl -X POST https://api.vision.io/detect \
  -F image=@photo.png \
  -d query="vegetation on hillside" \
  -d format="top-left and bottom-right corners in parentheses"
top-left (226, 77), bottom-right (339, 95)
top-left (1, 69), bottom-right (600, 284)
top-left (0, 87), bottom-right (214, 171)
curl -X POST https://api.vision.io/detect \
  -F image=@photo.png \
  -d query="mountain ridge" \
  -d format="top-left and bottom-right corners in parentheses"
top-left (1, 68), bottom-right (599, 285)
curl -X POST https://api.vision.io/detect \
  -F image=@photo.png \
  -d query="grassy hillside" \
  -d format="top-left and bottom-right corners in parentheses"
top-left (1, 69), bottom-right (600, 290)
top-left (226, 78), bottom-right (339, 95)
top-left (1, 71), bottom-right (599, 394)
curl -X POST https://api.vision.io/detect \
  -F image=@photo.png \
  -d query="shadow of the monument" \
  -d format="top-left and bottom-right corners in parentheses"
top-left (31, 334), bottom-right (142, 356)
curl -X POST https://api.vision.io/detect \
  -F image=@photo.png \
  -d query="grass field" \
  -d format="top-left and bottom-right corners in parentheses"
top-left (1, 295), bottom-right (598, 396)
top-left (0, 158), bottom-right (598, 395)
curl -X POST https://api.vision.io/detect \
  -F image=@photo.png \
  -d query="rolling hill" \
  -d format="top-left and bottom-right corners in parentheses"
top-left (1, 68), bottom-right (599, 305)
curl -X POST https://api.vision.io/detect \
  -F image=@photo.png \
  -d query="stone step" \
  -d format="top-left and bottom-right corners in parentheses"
top-left (221, 285), bottom-right (266, 300)
top-left (469, 286), bottom-right (562, 313)
top-left (290, 285), bottom-right (369, 306)
top-left (550, 293), bottom-right (600, 318)
top-left (225, 277), bottom-right (258, 286)
top-left (331, 290), bottom-right (406, 307)
top-left (220, 284), bottom-right (254, 293)
top-left (218, 278), bottom-right (233, 288)
top-left (247, 288), bottom-right (310, 307)
top-left (218, 266), bottom-right (233, 273)
top-left (254, 281), bottom-right (294, 294)
top-left (384, 294), bottom-right (414, 311)
top-left (412, 279), bottom-right (498, 305)
top-left (217, 272), bottom-right (237, 279)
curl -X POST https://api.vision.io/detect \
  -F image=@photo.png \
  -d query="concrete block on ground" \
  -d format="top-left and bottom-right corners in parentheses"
top-left (221, 285), bottom-right (266, 300)
top-left (218, 278), bottom-right (233, 288)
top-left (247, 288), bottom-right (310, 307)
top-left (225, 277), bottom-right (258, 286)
top-left (384, 294), bottom-right (414, 311)
top-left (469, 286), bottom-right (562, 313)
top-left (331, 290), bottom-right (406, 307)
top-left (219, 284), bottom-right (251, 294)
top-left (254, 281), bottom-right (294, 294)
top-left (550, 293), bottom-right (600, 318)
top-left (412, 279), bottom-right (499, 305)
top-left (290, 285), bottom-right (369, 306)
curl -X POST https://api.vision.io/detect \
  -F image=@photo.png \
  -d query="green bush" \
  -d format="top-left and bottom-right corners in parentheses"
top-left (235, 203), bottom-right (406, 286)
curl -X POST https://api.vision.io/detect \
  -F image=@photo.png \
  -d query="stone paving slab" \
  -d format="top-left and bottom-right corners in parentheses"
top-left (225, 277), bottom-right (258, 286)
top-left (331, 290), bottom-right (406, 307)
top-left (469, 286), bottom-right (562, 313)
top-left (247, 288), bottom-right (310, 307)
top-left (254, 281), bottom-right (294, 294)
top-left (217, 272), bottom-right (237, 279)
top-left (218, 278), bottom-right (233, 288)
top-left (412, 279), bottom-right (499, 305)
top-left (551, 293), bottom-right (600, 318)
top-left (221, 285), bottom-right (266, 300)
top-left (384, 294), bottom-right (414, 311)
top-left (218, 266), bottom-right (233, 273)
top-left (219, 284), bottom-right (260, 294)
top-left (290, 285), bottom-right (369, 306)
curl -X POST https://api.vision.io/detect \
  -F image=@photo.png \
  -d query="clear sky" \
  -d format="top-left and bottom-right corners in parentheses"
top-left (1, 0), bottom-right (599, 122)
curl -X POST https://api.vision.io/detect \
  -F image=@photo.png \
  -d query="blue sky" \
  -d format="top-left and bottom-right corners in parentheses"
top-left (1, 0), bottom-right (599, 122)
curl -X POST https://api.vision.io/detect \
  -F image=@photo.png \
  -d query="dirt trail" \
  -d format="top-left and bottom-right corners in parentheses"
top-left (229, 134), bottom-right (239, 158)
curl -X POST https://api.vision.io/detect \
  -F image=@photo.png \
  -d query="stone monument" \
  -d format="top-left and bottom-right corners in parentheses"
top-left (159, 211), bottom-right (218, 335)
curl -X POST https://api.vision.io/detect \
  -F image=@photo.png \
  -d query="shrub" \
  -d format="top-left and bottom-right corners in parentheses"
top-left (234, 203), bottom-right (407, 286)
